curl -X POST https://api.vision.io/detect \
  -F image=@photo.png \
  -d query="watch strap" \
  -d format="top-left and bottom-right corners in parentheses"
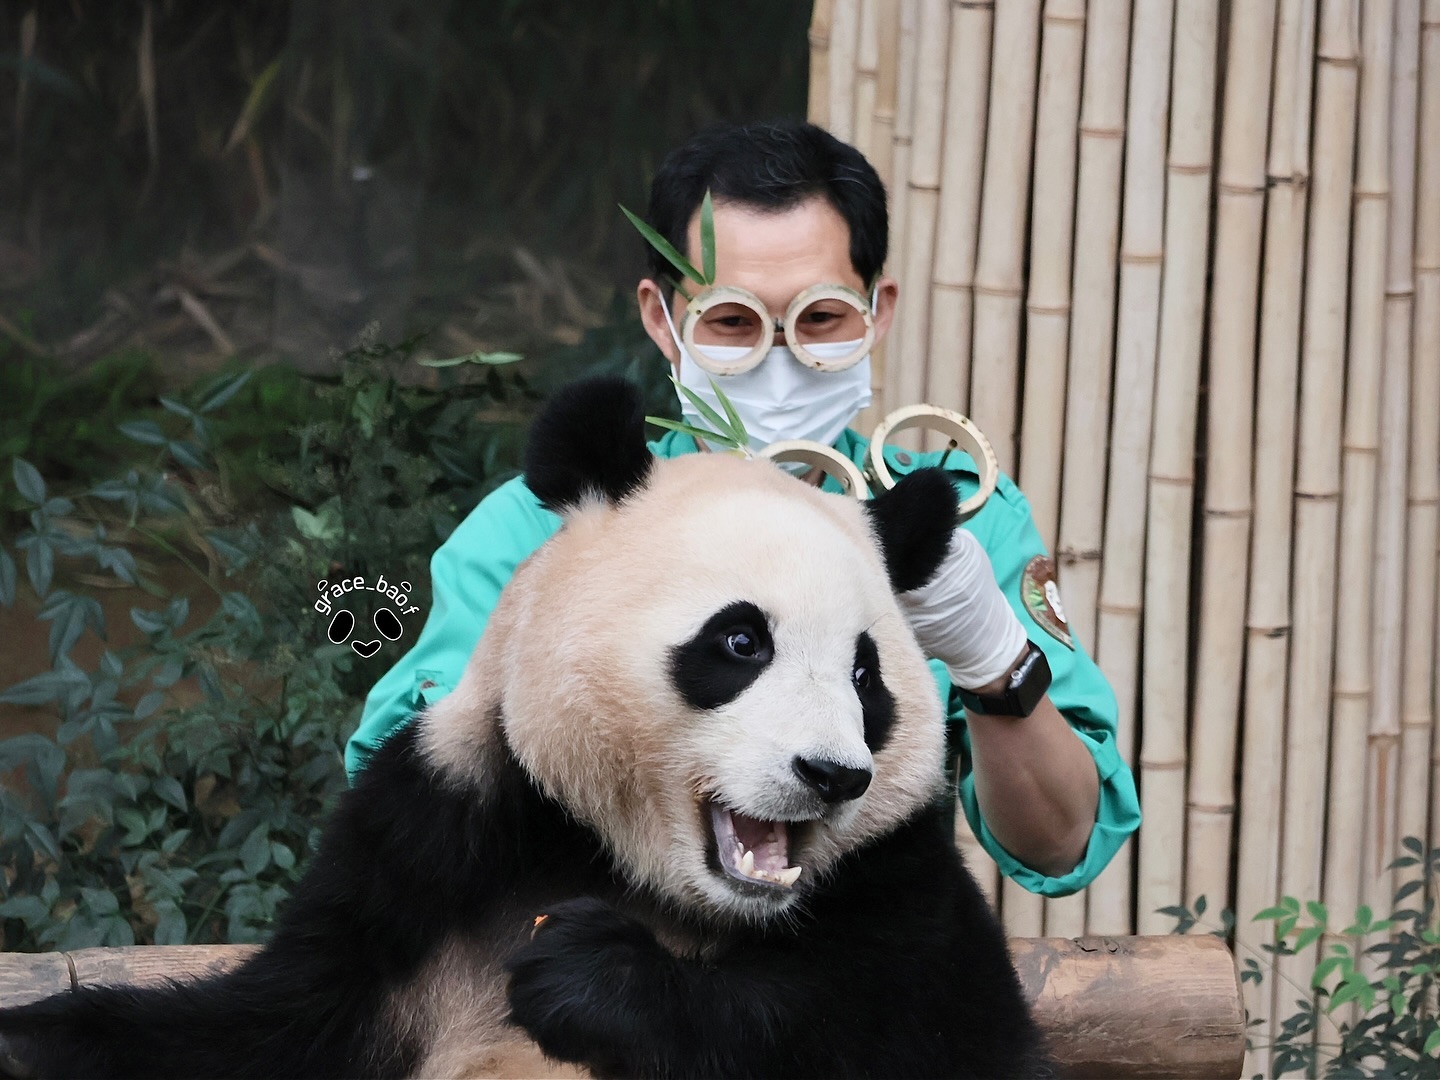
top-left (957, 641), bottom-right (1052, 718)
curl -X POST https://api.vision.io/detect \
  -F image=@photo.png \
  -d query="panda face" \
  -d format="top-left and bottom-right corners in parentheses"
top-left (475, 452), bottom-right (948, 927)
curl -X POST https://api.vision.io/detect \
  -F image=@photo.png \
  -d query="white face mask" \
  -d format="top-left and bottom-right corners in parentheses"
top-left (661, 299), bottom-right (874, 453)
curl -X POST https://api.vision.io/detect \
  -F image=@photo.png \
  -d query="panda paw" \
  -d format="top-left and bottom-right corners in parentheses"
top-left (505, 897), bottom-right (671, 1074)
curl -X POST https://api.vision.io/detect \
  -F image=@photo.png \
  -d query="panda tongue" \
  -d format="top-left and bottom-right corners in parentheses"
top-left (731, 811), bottom-right (789, 872)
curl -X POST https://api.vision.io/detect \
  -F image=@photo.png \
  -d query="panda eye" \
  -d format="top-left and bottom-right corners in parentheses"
top-left (726, 630), bottom-right (758, 658)
top-left (853, 665), bottom-right (873, 691)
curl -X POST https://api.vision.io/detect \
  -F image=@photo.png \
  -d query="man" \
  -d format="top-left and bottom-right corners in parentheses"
top-left (346, 119), bottom-right (1140, 897)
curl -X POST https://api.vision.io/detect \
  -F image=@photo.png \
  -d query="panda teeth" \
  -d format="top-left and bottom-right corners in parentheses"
top-left (739, 849), bottom-right (756, 876)
top-left (775, 865), bottom-right (803, 886)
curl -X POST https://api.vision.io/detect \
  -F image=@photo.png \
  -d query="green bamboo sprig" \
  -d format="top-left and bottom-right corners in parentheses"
top-left (620, 189), bottom-right (716, 301)
top-left (646, 375), bottom-right (752, 454)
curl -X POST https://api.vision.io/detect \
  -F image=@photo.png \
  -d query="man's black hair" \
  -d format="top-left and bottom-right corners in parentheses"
top-left (644, 119), bottom-right (888, 292)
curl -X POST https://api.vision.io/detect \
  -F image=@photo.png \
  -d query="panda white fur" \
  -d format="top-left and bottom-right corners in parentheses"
top-left (0, 376), bottom-right (1053, 1080)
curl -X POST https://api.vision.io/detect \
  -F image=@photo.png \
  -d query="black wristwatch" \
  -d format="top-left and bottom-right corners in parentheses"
top-left (957, 641), bottom-right (1052, 718)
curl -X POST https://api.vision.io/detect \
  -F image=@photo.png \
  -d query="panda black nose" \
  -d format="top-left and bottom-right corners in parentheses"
top-left (792, 756), bottom-right (872, 803)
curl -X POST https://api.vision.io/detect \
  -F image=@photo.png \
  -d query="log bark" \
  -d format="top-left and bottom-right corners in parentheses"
top-left (0, 937), bottom-right (1245, 1080)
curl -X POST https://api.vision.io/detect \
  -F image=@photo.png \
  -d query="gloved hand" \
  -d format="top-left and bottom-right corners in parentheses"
top-left (896, 526), bottom-right (1028, 690)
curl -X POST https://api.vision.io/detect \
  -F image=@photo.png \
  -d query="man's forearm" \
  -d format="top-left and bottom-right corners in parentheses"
top-left (964, 667), bottom-right (1100, 877)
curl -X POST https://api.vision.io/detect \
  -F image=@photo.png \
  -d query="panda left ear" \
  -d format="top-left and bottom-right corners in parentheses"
top-left (863, 467), bottom-right (960, 593)
top-left (524, 376), bottom-right (654, 513)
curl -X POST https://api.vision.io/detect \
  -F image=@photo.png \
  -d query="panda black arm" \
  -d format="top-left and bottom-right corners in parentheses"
top-left (507, 807), bottom-right (1052, 1080)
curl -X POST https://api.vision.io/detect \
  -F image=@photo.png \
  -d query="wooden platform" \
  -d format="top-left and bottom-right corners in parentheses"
top-left (0, 935), bottom-right (1244, 1079)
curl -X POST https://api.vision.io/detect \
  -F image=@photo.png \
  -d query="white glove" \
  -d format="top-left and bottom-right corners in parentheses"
top-left (896, 526), bottom-right (1028, 690)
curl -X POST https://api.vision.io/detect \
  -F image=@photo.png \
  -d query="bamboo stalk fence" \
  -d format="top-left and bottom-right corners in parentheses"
top-left (810, 0), bottom-right (1439, 1069)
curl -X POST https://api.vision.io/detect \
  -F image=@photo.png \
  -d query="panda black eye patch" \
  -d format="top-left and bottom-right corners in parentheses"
top-left (854, 631), bottom-right (896, 752)
top-left (669, 601), bottom-right (774, 711)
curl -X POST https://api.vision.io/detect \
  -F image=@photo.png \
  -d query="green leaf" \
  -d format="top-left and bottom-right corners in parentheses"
top-left (1294, 925), bottom-right (1324, 953)
top-left (199, 370), bottom-right (253, 413)
top-left (12, 458), bottom-right (45, 504)
top-left (709, 377), bottom-right (749, 446)
top-left (1423, 1028), bottom-right (1440, 1057)
top-left (620, 204), bottom-right (706, 286)
top-left (0, 546), bottom-right (15, 607)
top-left (80, 887), bottom-right (118, 916)
top-left (160, 828), bottom-right (191, 855)
top-left (159, 396), bottom-right (195, 420)
top-left (118, 420), bottom-right (167, 447)
top-left (700, 188), bottom-right (716, 284)
top-left (1304, 900), bottom-right (1327, 924)
top-left (153, 775), bottom-right (187, 812)
top-left (671, 378), bottom-right (740, 444)
top-left (417, 350), bottom-right (524, 368)
top-left (1254, 906), bottom-right (1292, 922)
top-left (239, 824), bottom-right (271, 876)
top-left (154, 902), bottom-right (187, 946)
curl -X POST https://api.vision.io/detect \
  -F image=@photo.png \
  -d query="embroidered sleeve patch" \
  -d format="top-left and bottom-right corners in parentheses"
top-left (1021, 555), bottom-right (1073, 649)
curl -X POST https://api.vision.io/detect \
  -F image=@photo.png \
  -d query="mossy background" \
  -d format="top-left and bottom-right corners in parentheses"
top-left (0, 0), bottom-right (809, 949)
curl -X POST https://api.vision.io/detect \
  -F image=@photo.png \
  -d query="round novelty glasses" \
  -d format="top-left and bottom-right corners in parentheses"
top-left (760, 404), bottom-right (999, 519)
top-left (681, 283), bottom-right (876, 375)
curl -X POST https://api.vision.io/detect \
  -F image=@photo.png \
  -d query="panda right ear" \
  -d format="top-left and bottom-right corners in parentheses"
top-left (863, 467), bottom-right (960, 593)
top-left (524, 376), bottom-right (654, 513)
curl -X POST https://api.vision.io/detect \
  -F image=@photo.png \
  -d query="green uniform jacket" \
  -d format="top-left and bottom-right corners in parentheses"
top-left (346, 428), bottom-right (1141, 898)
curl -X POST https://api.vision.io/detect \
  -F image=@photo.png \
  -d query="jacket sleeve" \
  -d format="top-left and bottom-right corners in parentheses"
top-left (946, 475), bottom-right (1142, 898)
top-left (343, 479), bottom-right (559, 780)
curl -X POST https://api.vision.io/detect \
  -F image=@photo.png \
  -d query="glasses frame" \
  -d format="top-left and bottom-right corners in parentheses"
top-left (756, 404), bottom-right (997, 519)
top-left (680, 282), bottom-right (876, 375)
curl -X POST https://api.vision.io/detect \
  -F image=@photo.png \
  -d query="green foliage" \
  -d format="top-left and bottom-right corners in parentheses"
top-left (0, 328), bottom-right (582, 949)
top-left (1161, 840), bottom-right (1440, 1078)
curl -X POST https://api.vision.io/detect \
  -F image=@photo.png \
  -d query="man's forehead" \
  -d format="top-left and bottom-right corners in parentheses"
top-left (680, 195), bottom-right (864, 299)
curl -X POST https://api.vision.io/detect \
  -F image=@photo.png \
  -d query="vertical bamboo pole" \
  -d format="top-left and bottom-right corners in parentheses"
top-left (808, 0), bottom-right (835, 131)
top-left (925, 0), bottom-right (994, 419)
top-left (1185, 0), bottom-right (1280, 924)
top-left (1064, 0), bottom-right (1135, 937)
top-left (1018, 0), bottom-right (1086, 555)
top-left (969, 0), bottom-right (1043, 477)
top-left (1018, 0), bottom-right (1088, 939)
top-left (853, 0), bottom-right (896, 436)
top-left (1325, 0), bottom-right (1391, 1003)
top-left (889, 0), bottom-right (950, 430)
top-left (1138, 0), bottom-right (1220, 936)
top-left (1376, 0), bottom-right (1423, 923)
top-left (883, 0), bottom-right (920, 385)
top-left (1278, 0), bottom-right (1359, 1040)
top-left (1413, 0), bottom-right (1440, 871)
top-left (1088, 5), bottom-right (1177, 940)
top-left (1235, 3), bottom-right (1318, 1071)
top-left (853, 0), bottom-right (880, 158)
top-left (827, 0), bottom-right (862, 144)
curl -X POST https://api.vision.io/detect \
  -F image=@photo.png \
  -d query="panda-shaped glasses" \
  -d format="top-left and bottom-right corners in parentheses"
top-left (681, 282), bottom-right (876, 375)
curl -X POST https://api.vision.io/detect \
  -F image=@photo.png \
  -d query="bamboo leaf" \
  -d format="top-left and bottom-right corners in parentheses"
top-left (620, 205), bottom-right (705, 286)
top-left (709, 377), bottom-right (749, 446)
top-left (199, 371), bottom-right (253, 413)
top-left (700, 188), bottom-right (716, 284)
top-left (224, 56), bottom-right (282, 154)
top-left (670, 378), bottom-right (736, 443)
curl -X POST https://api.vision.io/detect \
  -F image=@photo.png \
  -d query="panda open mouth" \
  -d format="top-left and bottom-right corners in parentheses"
top-left (707, 801), bottom-right (803, 889)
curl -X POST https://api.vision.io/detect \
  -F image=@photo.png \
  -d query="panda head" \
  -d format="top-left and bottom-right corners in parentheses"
top-left (445, 377), bottom-right (959, 925)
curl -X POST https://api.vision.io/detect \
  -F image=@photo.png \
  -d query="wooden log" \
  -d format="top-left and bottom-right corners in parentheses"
top-left (808, 0), bottom-right (835, 131)
top-left (0, 937), bottom-right (1246, 1080)
top-left (827, 0), bottom-right (862, 143)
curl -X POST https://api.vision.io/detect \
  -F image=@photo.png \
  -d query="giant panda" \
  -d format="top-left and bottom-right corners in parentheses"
top-left (0, 376), bottom-right (1053, 1080)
